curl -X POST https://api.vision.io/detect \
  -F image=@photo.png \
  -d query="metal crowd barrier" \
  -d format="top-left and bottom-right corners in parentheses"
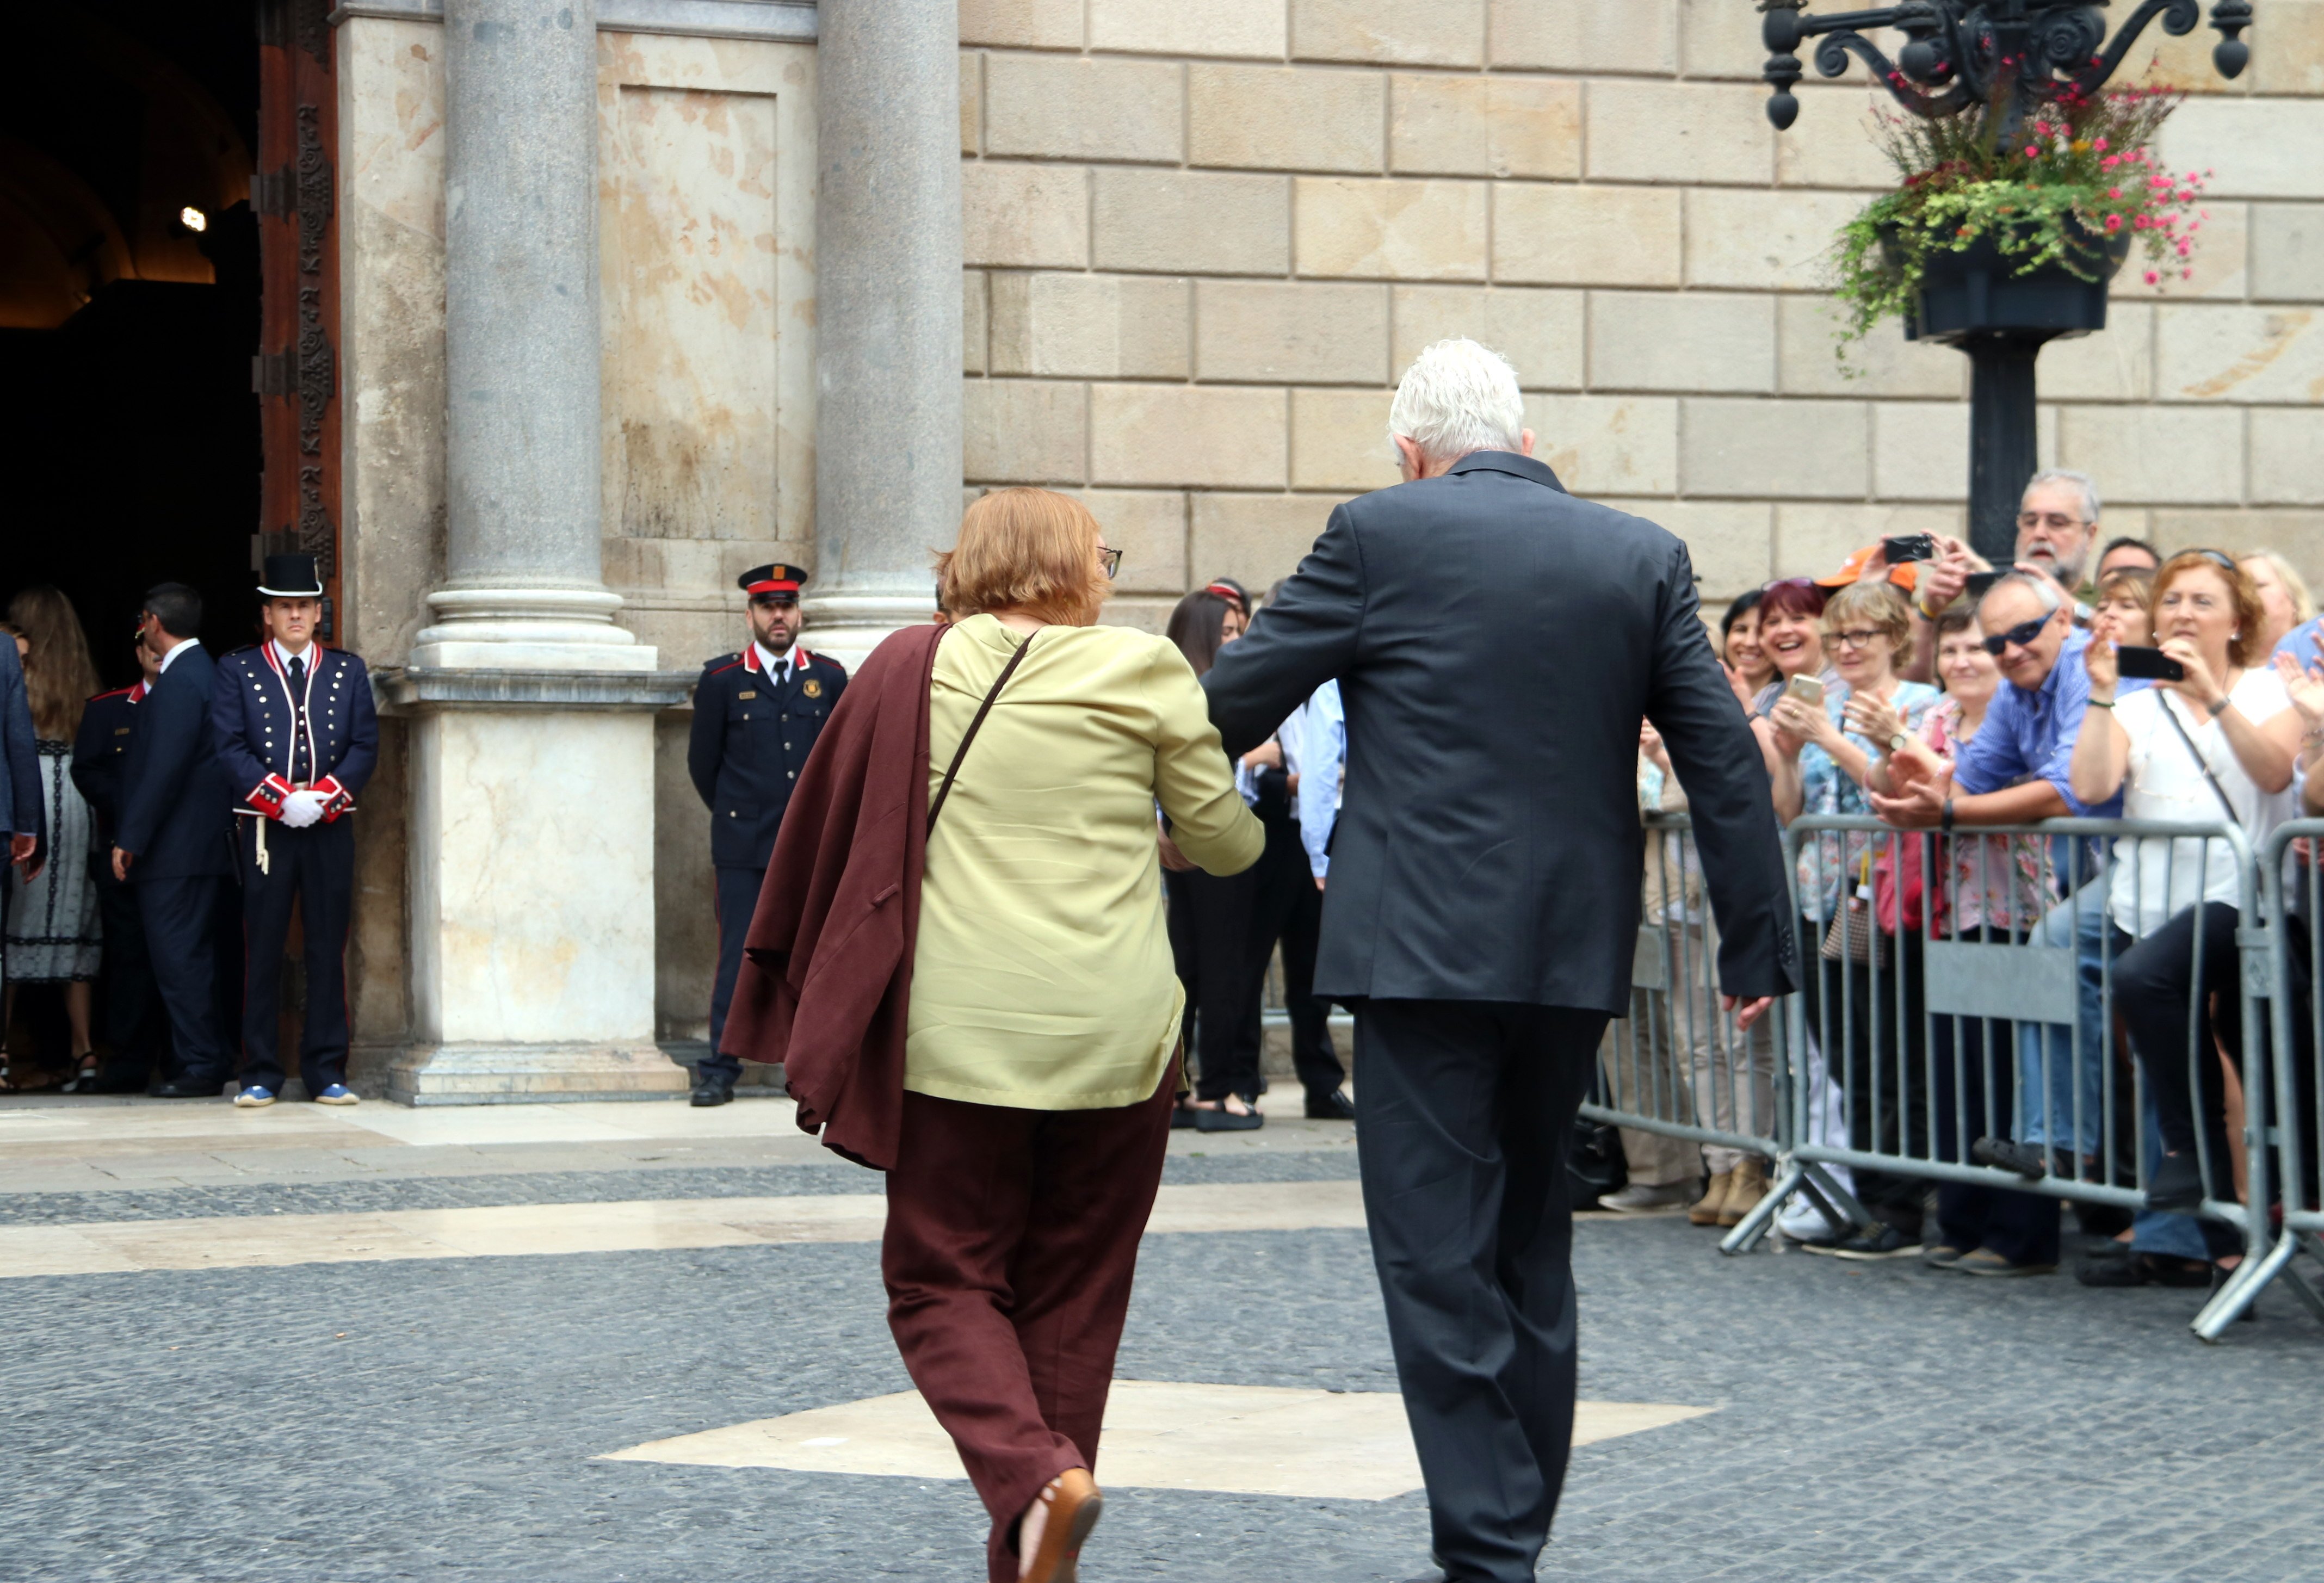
top-left (1589, 812), bottom-right (2324, 1340)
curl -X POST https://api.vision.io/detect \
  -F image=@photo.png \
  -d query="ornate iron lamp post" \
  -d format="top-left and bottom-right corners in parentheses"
top-left (1758, 1), bottom-right (2255, 560)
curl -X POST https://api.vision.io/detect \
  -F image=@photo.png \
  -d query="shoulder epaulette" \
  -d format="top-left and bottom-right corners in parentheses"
top-left (703, 653), bottom-right (745, 676)
top-left (87, 685), bottom-right (136, 702)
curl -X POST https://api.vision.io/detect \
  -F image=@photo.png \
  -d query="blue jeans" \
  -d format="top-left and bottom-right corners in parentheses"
top-left (2016, 877), bottom-right (2109, 1159)
top-left (2128, 1093), bottom-right (2211, 1260)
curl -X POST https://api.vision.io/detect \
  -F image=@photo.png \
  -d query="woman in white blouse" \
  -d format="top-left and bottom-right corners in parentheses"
top-left (2069, 550), bottom-right (2306, 1246)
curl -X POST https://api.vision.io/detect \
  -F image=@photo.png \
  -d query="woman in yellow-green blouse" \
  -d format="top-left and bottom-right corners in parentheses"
top-left (882, 486), bottom-right (1263, 1583)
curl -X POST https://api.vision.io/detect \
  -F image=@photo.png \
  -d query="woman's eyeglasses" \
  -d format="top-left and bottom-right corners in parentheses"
top-left (1980, 615), bottom-right (2050, 655)
top-left (1097, 545), bottom-right (1122, 580)
top-left (1819, 628), bottom-right (1887, 651)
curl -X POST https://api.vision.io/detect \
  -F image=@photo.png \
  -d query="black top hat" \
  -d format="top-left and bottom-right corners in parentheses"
top-left (739, 564), bottom-right (809, 601)
top-left (257, 553), bottom-right (325, 599)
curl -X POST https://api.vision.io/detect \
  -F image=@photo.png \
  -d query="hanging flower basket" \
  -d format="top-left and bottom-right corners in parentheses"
top-left (1883, 221), bottom-right (2133, 344)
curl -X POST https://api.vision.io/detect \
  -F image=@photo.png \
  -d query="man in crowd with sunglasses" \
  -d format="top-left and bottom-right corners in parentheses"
top-left (688, 564), bottom-right (848, 1106)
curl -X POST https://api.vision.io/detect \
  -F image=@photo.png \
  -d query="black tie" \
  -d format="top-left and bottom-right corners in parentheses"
top-left (288, 655), bottom-right (306, 690)
top-left (288, 656), bottom-right (310, 774)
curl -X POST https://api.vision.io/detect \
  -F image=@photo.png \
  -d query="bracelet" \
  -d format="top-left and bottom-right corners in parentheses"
top-left (1941, 796), bottom-right (1955, 833)
top-left (2208, 696), bottom-right (2232, 719)
top-left (2088, 698), bottom-right (2116, 709)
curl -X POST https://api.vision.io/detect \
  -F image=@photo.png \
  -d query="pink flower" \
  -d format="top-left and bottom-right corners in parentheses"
top-left (2101, 156), bottom-right (2119, 170)
top-left (2108, 187), bottom-right (2122, 199)
top-left (2144, 269), bottom-right (2161, 285)
top-left (2182, 268), bottom-right (2193, 280)
top-left (2178, 240), bottom-right (2192, 257)
top-left (2094, 137), bottom-right (2109, 151)
top-left (2025, 146), bottom-right (2041, 159)
top-left (2105, 213), bottom-right (2124, 232)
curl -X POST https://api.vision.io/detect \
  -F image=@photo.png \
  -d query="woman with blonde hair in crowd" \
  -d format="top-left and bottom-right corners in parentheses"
top-left (1, 588), bottom-right (103, 1091)
top-left (2238, 551), bottom-right (2314, 660)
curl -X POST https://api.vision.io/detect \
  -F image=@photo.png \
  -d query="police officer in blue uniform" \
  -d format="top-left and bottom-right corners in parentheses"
top-left (211, 554), bottom-right (379, 1108)
top-left (71, 642), bottom-right (173, 1092)
top-left (687, 563), bottom-right (848, 1105)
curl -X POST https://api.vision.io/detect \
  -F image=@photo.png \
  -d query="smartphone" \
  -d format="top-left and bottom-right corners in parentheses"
top-left (1783, 675), bottom-right (1826, 709)
top-left (1882, 533), bottom-right (1937, 564)
top-left (2116, 645), bottom-right (2186, 683)
top-left (1964, 570), bottom-right (2005, 604)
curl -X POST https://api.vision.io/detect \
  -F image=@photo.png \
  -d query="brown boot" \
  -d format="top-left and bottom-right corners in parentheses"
top-left (1718, 1156), bottom-right (1769, 1227)
top-left (1019, 1468), bottom-right (1102, 1583)
top-left (1688, 1171), bottom-right (1732, 1226)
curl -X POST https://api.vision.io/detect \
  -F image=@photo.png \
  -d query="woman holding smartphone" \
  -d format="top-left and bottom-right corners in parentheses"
top-left (2070, 551), bottom-right (2306, 1264)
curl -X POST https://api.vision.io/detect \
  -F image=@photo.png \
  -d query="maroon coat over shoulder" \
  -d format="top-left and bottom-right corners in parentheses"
top-left (721, 623), bottom-right (945, 1171)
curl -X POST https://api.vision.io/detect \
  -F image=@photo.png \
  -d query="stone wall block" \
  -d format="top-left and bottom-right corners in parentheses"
top-left (959, 0), bottom-right (1083, 49)
top-left (1091, 384), bottom-right (1289, 487)
top-left (990, 273), bottom-right (1192, 378)
top-left (963, 162), bottom-right (1090, 268)
top-left (1777, 296), bottom-right (1965, 399)
top-left (1291, 388), bottom-right (1400, 491)
top-left (1588, 290), bottom-right (1775, 394)
top-left (985, 53), bottom-right (1184, 163)
top-left (1295, 177), bottom-right (1489, 281)
top-left (1089, 0), bottom-right (1289, 59)
top-left (964, 378), bottom-right (1088, 484)
top-left (1188, 64), bottom-right (1385, 174)
top-left (1587, 82), bottom-right (1773, 187)
top-left (1493, 184), bottom-right (1682, 287)
top-left (1191, 493), bottom-right (1340, 591)
top-left (2152, 509), bottom-right (2324, 586)
top-left (1489, 0), bottom-right (1675, 72)
top-left (1196, 280), bottom-right (1390, 384)
top-left (2251, 202), bottom-right (2324, 301)
top-left (2112, 202), bottom-right (2247, 302)
top-left (2054, 404), bottom-right (2244, 504)
top-left (1093, 169), bottom-right (1291, 275)
top-left (1677, 0), bottom-right (1765, 81)
top-left (2251, 410), bottom-right (2324, 505)
top-left (1523, 394), bottom-right (1680, 496)
top-left (1391, 285), bottom-right (1584, 388)
top-left (2038, 306), bottom-right (2155, 402)
top-left (1061, 488), bottom-right (1189, 592)
top-left (1683, 397), bottom-right (1869, 498)
top-left (1774, 86), bottom-right (1896, 190)
top-left (1291, 0), bottom-right (1483, 65)
top-left (1601, 498), bottom-right (1776, 597)
top-left (1388, 75), bottom-right (1582, 181)
top-left (1872, 401), bottom-right (1967, 502)
top-left (964, 271), bottom-right (988, 373)
top-left (1776, 503), bottom-right (1965, 579)
top-left (2254, 1), bottom-right (2324, 97)
top-left (2160, 101), bottom-right (2324, 200)
top-left (961, 50), bottom-right (981, 153)
top-left (1687, 188), bottom-right (1863, 291)
top-left (2155, 304), bottom-right (2324, 403)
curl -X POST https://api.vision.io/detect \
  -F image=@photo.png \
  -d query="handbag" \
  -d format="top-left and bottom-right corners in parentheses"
top-left (925, 625), bottom-right (1037, 836)
top-left (1819, 848), bottom-right (1888, 966)
top-left (2158, 692), bottom-right (2247, 827)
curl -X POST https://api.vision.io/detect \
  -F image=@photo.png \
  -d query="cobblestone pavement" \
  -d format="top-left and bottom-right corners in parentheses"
top-left (5, 1106), bottom-right (2321, 1581)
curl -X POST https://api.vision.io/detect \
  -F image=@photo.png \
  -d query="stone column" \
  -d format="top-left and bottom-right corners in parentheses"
top-left (390, 0), bottom-right (691, 1104)
top-left (806, 0), bottom-right (963, 667)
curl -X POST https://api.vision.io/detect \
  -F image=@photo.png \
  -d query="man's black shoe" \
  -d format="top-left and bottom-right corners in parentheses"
top-left (690, 1080), bottom-right (734, 1108)
top-left (2146, 1149), bottom-right (2205, 1211)
top-left (149, 1078), bottom-right (220, 1099)
top-left (1971, 1136), bottom-right (2048, 1180)
top-left (1304, 1088), bottom-right (1355, 1121)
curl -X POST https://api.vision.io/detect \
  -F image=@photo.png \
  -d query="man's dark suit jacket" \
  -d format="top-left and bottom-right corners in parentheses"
top-left (0, 638), bottom-right (41, 848)
top-left (116, 644), bottom-right (234, 881)
top-left (1202, 450), bottom-right (1797, 1015)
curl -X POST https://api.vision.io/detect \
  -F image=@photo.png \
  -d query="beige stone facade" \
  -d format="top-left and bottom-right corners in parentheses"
top-left (960, 0), bottom-right (2324, 633)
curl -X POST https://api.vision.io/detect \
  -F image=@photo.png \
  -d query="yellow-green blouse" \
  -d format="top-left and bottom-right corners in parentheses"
top-left (905, 615), bottom-right (1264, 1110)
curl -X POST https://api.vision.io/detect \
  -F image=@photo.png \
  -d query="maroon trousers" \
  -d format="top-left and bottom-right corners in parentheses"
top-left (882, 1066), bottom-right (1176, 1583)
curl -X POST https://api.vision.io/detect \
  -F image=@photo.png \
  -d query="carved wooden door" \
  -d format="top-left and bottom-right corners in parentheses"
top-left (254, 0), bottom-right (339, 638)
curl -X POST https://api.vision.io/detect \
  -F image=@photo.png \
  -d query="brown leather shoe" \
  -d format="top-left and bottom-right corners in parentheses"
top-left (1021, 1468), bottom-right (1102, 1583)
top-left (1687, 1171), bottom-right (1732, 1226)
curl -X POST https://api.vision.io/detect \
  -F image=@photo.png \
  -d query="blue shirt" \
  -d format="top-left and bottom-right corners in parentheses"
top-left (1277, 680), bottom-right (1343, 879)
top-left (1951, 627), bottom-right (2122, 817)
top-left (2278, 615), bottom-right (2324, 673)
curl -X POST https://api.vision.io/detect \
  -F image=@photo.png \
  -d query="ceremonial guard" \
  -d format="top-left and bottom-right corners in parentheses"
top-left (687, 563), bottom-right (847, 1105)
top-left (70, 640), bottom-right (172, 1091)
top-left (210, 554), bottom-right (379, 1108)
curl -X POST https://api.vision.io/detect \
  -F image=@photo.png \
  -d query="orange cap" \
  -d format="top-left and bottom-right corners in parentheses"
top-left (1814, 544), bottom-right (1920, 594)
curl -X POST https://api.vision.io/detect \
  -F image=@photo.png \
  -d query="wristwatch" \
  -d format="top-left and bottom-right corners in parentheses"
top-left (1888, 731), bottom-right (1909, 755)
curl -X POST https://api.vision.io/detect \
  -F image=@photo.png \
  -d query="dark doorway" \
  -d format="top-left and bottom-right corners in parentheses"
top-left (1, 3), bottom-right (262, 682)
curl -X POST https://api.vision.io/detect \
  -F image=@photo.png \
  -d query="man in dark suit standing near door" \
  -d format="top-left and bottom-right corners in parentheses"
top-left (71, 638), bottom-right (172, 1091)
top-left (687, 564), bottom-right (849, 1106)
top-left (1203, 339), bottom-right (1797, 1583)
top-left (113, 583), bottom-right (237, 1099)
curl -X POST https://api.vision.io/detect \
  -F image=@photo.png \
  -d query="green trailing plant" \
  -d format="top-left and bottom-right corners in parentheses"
top-left (1831, 73), bottom-right (2209, 356)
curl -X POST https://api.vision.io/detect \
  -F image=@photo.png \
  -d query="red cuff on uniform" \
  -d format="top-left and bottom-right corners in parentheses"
top-left (313, 776), bottom-right (353, 821)
top-left (248, 774), bottom-right (295, 817)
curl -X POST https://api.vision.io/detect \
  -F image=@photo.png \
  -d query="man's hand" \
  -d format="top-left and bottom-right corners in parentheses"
top-left (1721, 660), bottom-right (1757, 716)
top-left (1867, 763), bottom-right (1953, 830)
top-left (1241, 740), bottom-right (1284, 772)
top-left (280, 790), bottom-right (328, 829)
top-left (1158, 831), bottom-right (1195, 873)
top-left (8, 833), bottom-right (32, 868)
top-left (112, 845), bottom-right (132, 882)
top-left (1723, 994), bottom-right (1774, 1030)
top-left (1919, 534), bottom-right (1974, 613)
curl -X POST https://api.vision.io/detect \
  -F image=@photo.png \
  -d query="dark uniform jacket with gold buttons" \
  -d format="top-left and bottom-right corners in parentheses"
top-left (688, 644), bottom-right (849, 870)
top-left (210, 642), bottom-right (380, 820)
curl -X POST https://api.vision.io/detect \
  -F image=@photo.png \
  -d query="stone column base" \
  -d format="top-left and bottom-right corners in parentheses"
top-left (802, 591), bottom-right (940, 673)
top-left (387, 1043), bottom-right (690, 1105)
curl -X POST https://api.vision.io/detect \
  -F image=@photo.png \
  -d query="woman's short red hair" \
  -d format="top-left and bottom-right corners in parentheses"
top-left (936, 487), bottom-right (1111, 626)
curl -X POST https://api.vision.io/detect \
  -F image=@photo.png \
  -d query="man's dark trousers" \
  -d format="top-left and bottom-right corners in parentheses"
top-left (1236, 807), bottom-right (1342, 1098)
top-left (1352, 998), bottom-right (1607, 1583)
top-left (705, 864), bottom-right (764, 1084)
top-left (233, 816), bottom-right (354, 1096)
top-left (138, 875), bottom-right (234, 1090)
top-left (94, 858), bottom-right (172, 1087)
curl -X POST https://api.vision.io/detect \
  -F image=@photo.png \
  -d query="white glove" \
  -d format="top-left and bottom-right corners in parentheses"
top-left (279, 790), bottom-right (327, 828)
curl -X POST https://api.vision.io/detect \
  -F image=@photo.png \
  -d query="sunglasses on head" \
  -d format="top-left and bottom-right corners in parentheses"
top-left (2189, 548), bottom-right (2238, 574)
top-left (1980, 614), bottom-right (2051, 655)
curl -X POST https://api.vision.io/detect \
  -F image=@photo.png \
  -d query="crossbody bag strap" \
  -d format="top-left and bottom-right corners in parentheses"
top-left (926, 627), bottom-right (1038, 837)
top-left (2157, 691), bottom-right (2244, 826)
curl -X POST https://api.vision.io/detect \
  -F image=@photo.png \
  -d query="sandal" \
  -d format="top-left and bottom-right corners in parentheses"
top-left (1019, 1468), bottom-right (1101, 1583)
top-left (58, 1056), bottom-right (100, 1095)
